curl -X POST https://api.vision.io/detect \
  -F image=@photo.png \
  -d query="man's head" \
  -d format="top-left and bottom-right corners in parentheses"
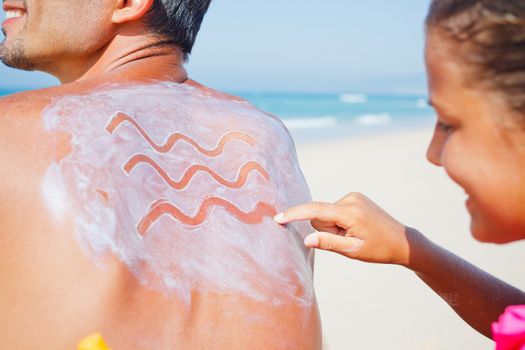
top-left (147, 0), bottom-right (212, 61)
top-left (0, 0), bottom-right (211, 73)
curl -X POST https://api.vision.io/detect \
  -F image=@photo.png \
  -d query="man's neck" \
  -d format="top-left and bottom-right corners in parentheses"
top-left (50, 24), bottom-right (188, 85)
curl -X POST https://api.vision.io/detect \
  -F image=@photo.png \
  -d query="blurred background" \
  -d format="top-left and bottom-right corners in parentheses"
top-left (3, 1), bottom-right (524, 349)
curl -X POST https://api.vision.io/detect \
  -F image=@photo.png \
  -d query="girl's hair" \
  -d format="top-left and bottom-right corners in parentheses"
top-left (426, 0), bottom-right (525, 115)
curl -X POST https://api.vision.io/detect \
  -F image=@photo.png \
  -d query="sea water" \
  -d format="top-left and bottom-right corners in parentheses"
top-left (237, 92), bottom-right (435, 142)
top-left (0, 88), bottom-right (435, 142)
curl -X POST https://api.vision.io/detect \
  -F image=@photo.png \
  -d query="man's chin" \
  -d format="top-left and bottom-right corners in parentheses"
top-left (0, 41), bottom-right (35, 71)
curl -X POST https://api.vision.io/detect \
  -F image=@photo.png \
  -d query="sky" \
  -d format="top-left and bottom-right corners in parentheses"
top-left (0, 0), bottom-right (432, 93)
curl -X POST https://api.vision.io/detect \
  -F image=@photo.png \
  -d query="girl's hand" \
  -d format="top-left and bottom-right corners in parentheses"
top-left (274, 192), bottom-right (412, 266)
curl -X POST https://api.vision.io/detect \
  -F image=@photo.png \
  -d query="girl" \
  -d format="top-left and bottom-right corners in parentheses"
top-left (275, 0), bottom-right (525, 347)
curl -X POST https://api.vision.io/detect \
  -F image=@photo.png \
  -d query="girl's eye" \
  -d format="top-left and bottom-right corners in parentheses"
top-left (437, 121), bottom-right (454, 133)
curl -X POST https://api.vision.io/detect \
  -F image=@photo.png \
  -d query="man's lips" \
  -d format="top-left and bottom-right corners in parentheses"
top-left (3, 2), bottom-right (27, 12)
top-left (2, 2), bottom-right (27, 28)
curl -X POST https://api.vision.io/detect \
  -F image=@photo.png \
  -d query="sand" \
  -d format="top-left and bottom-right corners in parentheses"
top-left (294, 127), bottom-right (525, 350)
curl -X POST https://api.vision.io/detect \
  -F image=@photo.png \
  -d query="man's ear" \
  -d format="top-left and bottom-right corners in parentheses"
top-left (112, 0), bottom-right (155, 24)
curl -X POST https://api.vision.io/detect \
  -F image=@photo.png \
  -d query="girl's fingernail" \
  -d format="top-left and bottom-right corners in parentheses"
top-left (304, 234), bottom-right (319, 247)
top-left (274, 213), bottom-right (285, 223)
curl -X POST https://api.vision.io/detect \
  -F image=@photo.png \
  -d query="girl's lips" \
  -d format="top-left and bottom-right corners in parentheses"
top-left (465, 196), bottom-right (475, 212)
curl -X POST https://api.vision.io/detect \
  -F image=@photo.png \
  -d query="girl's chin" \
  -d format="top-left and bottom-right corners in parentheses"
top-left (470, 222), bottom-right (517, 244)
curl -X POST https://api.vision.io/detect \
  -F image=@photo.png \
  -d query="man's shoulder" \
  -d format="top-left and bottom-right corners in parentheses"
top-left (0, 89), bottom-right (49, 119)
top-left (0, 84), bottom-right (79, 166)
top-left (0, 81), bottom-right (97, 119)
top-left (186, 81), bottom-right (293, 141)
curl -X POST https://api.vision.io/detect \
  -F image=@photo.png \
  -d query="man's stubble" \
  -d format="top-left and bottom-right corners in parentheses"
top-left (0, 27), bottom-right (35, 71)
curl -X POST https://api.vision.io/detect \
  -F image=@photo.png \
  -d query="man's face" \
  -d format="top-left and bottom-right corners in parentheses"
top-left (0, 0), bottom-right (114, 72)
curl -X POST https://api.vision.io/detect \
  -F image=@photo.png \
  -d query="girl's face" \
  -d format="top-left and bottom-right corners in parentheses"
top-left (425, 31), bottom-right (525, 244)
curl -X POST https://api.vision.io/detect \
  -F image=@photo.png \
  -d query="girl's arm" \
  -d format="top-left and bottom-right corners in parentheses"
top-left (275, 192), bottom-right (525, 338)
top-left (404, 227), bottom-right (525, 337)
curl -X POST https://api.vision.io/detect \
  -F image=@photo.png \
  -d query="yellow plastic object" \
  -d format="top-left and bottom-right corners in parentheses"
top-left (77, 333), bottom-right (111, 350)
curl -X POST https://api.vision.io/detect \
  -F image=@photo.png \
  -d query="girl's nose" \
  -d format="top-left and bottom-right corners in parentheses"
top-left (426, 126), bottom-right (444, 167)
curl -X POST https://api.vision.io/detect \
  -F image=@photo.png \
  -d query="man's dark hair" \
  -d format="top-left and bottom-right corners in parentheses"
top-left (147, 0), bottom-right (212, 61)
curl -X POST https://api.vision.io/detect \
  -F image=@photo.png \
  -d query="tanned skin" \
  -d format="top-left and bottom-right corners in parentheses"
top-left (0, 1), bottom-right (322, 348)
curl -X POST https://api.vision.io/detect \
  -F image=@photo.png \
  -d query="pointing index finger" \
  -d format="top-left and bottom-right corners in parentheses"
top-left (274, 202), bottom-right (339, 225)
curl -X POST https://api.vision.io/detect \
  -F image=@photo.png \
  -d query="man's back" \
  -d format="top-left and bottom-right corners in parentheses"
top-left (0, 80), bottom-right (322, 349)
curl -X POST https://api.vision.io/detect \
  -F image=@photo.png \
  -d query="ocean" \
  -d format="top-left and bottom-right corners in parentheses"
top-left (236, 92), bottom-right (435, 142)
top-left (0, 88), bottom-right (435, 143)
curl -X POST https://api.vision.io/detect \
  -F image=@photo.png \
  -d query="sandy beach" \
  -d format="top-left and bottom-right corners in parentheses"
top-left (295, 127), bottom-right (525, 350)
